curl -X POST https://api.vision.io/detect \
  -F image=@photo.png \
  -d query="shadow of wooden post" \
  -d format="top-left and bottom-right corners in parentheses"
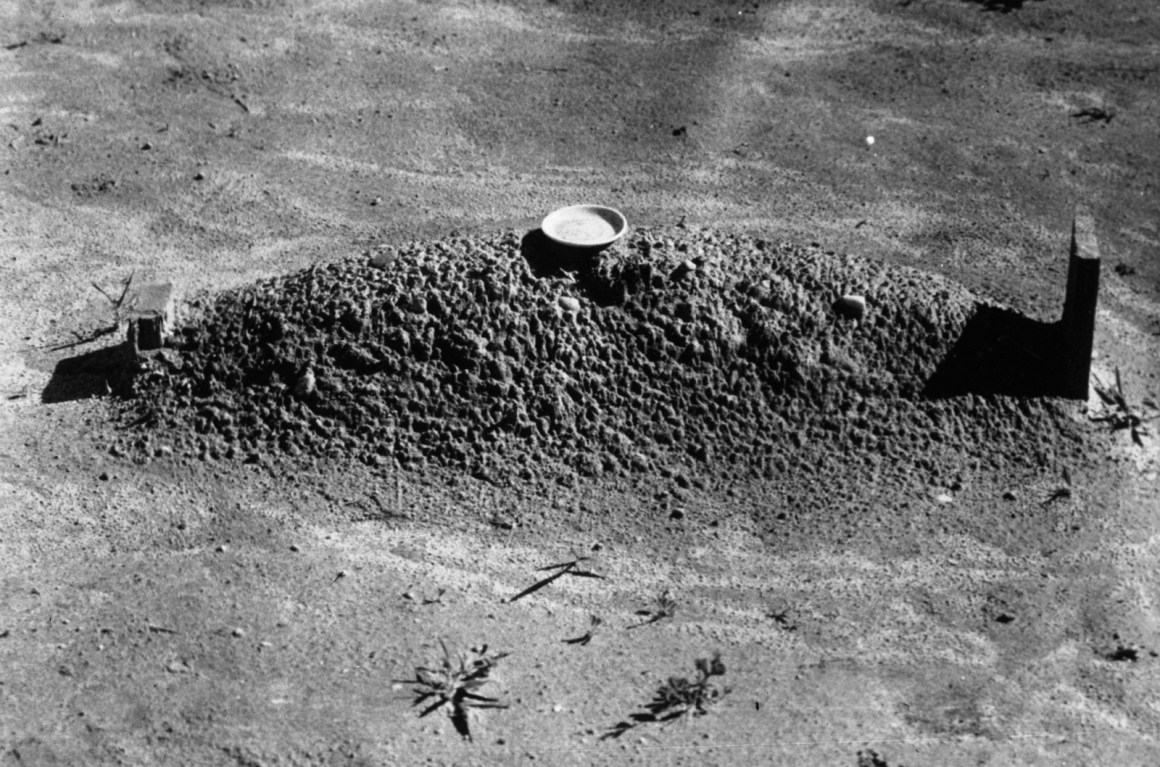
top-left (923, 205), bottom-right (1102, 401)
top-left (1061, 206), bottom-right (1100, 399)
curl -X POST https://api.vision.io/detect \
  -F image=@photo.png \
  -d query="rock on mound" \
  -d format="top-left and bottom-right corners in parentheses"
top-left (121, 228), bottom-right (1077, 485)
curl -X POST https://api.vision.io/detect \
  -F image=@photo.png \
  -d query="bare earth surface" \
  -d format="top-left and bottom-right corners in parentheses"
top-left (2, 1), bottom-right (1160, 765)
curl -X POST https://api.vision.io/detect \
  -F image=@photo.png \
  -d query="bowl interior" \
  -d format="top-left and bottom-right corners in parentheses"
top-left (541, 205), bottom-right (627, 247)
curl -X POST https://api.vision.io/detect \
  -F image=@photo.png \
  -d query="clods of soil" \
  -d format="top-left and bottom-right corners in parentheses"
top-left (116, 228), bottom-right (1090, 545)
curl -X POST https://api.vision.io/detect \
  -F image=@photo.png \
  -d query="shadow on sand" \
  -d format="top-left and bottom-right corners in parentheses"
top-left (519, 228), bottom-right (607, 278)
top-left (923, 304), bottom-right (1070, 399)
top-left (522, 230), bottom-right (1078, 401)
top-left (959, 0), bottom-right (1042, 13)
top-left (41, 344), bottom-right (131, 404)
top-left (519, 228), bottom-right (631, 307)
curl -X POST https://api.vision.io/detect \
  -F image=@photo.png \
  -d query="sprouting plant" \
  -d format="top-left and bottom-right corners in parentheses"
top-left (652, 654), bottom-right (730, 719)
top-left (396, 640), bottom-right (509, 741)
top-left (1090, 368), bottom-right (1158, 446)
top-left (563, 614), bottom-right (603, 646)
top-left (628, 589), bottom-right (677, 629)
top-left (602, 653), bottom-right (730, 739)
top-left (857, 749), bottom-right (893, 767)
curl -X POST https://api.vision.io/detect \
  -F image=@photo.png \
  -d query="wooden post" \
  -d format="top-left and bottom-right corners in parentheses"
top-left (1060, 206), bottom-right (1100, 399)
top-left (121, 281), bottom-right (177, 353)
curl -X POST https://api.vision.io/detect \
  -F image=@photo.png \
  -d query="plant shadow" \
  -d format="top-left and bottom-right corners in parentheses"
top-left (960, 0), bottom-right (1043, 13)
top-left (601, 709), bottom-right (684, 740)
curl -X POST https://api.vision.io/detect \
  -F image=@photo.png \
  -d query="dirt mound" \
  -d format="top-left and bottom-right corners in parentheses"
top-left (118, 228), bottom-right (1083, 488)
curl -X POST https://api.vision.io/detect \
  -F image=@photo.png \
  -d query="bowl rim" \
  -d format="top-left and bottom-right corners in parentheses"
top-left (540, 204), bottom-right (628, 248)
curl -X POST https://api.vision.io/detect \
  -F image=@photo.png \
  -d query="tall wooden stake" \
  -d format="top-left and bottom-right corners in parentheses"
top-left (1061, 206), bottom-right (1100, 399)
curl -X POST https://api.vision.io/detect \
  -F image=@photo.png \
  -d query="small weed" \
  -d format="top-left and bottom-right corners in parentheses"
top-left (396, 640), bottom-right (509, 741)
top-left (767, 607), bottom-right (797, 632)
top-left (602, 653), bottom-right (730, 739)
top-left (563, 614), bottom-right (602, 646)
top-left (857, 749), bottom-right (900, 767)
top-left (1090, 368), bottom-right (1158, 446)
top-left (654, 654), bottom-right (729, 716)
top-left (628, 589), bottom-right (677, 629)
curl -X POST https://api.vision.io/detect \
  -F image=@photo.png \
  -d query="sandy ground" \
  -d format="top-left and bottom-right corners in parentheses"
top-left (2, 1), bottom-right (1159, 765)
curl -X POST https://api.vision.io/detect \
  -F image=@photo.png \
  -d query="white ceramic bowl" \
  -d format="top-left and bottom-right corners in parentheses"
top-left (541, 205), bottom-right (628, 248)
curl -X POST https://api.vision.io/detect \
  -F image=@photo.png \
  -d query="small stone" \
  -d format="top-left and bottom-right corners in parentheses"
top-left (294, 368), bottom-right (316, 398)
top-left (193, 171), bottom-right (205, 181)
top-left (166, 660), bottom-right (190, 674)
top-left (370, 250), bottom-right (397, 269)
top-left (370, 196), bottom-right (382, 206)
top-left (401, 294), bottom-right (427, 314)
top-left (935, 493), bottom-right (953, 505)
top-left (1002, 490), bottom-right (1017, 501)
top-left (215, 544), bottom-right (228, 553)
top-left (231, 627), bottom-right (245, 638)
top-left (669, 508), bottom-right (685, 520)
top-left (558, 296), bottom-right (581, 313)
top-left (834, 294), bottom-right (866, 320)
top-left (672, 260), bottom-right (697, 280)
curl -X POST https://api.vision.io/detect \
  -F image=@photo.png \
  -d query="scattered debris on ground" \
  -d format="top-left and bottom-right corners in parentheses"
top-left (506, 555), bottom-right (605, 604)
